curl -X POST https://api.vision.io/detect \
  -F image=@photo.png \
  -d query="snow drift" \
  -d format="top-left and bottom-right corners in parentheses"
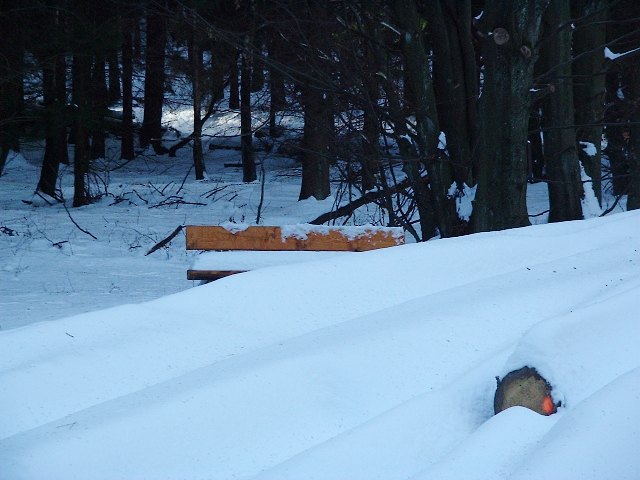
top-left (1, 211), bottom-right (639, 480)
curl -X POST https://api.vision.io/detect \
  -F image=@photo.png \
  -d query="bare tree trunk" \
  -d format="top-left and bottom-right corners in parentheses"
top-left (90, 55), bottom-right (107, 160)
top-left (628, 64), bottom-right (640, 210)
top-left (268, 35), bottom-right (285, 138)
top-left (72, 53), bottom-right (91, 207)
top-left (472, 0), bottom-right (550, 232)
top-left (541, 0), bottom-right (583, 222)
top-left (37, 5), bottom-right (67, 196)
top-left (427, 0), bottom-right (479, 188)
top-left (299, 83), bottom-right (331, 200)
top-left (241, 36), bottom-right (256, 183)
top-left (229, 50), bottom-right (240, 110)
top-left (140, 3), bottom-right (167, 154)
top-left (38, 53), bottom-right (68, 197)
top-left (573, 0), bottom-right (607, 204)
top-left (392, 0), bottom-right (455, 238)
top-left (0, 0), bottom-right (25, 175)
top-left (190, 17), bottom-right (206, 180)
top-left (121, 17), bottom-right (135, 160)
top-left (107, 50), bottom-right (121, 102)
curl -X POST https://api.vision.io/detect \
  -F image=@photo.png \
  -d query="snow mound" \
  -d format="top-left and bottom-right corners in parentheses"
top-left (1, 211), bottom-right (639, 480)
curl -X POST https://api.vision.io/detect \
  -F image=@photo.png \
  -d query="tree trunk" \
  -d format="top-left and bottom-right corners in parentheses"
top-left (268, 35), bottom-right (285, 138)
top-left (299, 83), bottom-right (331, 200)
top-left (472, 0), bottom-right (550, 232)
top-left (140, 4), bottom-right (167, 154)
top-left (229, 50), bottom-right (240, 110)
top-left (251, 31), bottom-right (265, 93)
top-left (541, 0), bottom-right (583, 222)
top-left (38, 54), bottom-right (68, 197)
top-left (90, 55), bottom-right (107, 160)
top-left (628, 64), bottom-right (640, 210)
top-left (190, 22), bottom-right (206, 180)
top-left (572, 0), bottom-right (607, 205)
top-left (392, 0), bottom-right (455, 238)
top-left (361, 41), bottom-right (380, 192)
top-left (427, 0), bottom-right (479, 188)
top-left (241, 36), bottom-right (256, 183)
top-left (0, 0), bottom-right (24, 175)
top-left (72, 53), bottom-right (91, 207)
top-left (107, 50), bottom-right (121, 102)
top-left (121, 17), bottom-right (135, 160)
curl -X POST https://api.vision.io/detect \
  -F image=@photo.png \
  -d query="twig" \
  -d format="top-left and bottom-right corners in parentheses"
top-left (255, 156), bottom-right (267, 224)
top-left (145, 225), bottom-right (185, 256)
top-left (62, 202), bottom-right (98, 240)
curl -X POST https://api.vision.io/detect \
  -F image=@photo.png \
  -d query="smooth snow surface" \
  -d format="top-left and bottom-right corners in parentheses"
top-left (1, 210), bottom-right (639, 480)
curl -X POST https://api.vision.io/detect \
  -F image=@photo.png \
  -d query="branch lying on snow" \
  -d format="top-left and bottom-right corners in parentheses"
top-left (145, 225), bottom-right (185, 256)
top-left (309, 176), bottom-right (424, 225)
top-left (62, 202), bottom-right (97, 240)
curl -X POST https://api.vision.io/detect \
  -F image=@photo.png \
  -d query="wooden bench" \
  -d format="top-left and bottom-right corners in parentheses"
top-left (186, 224), bottom-right (405, 281)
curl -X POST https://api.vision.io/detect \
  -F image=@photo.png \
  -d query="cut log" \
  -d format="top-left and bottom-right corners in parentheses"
top-left (494, 366), bottom-right (558, 416)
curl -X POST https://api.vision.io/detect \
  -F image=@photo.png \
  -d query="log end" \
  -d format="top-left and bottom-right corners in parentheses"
top-left (494, 366), bottom-right (558, 416)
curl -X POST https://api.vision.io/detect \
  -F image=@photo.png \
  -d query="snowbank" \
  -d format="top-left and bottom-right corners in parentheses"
top-left (1, 211), bottom-right (639, 480)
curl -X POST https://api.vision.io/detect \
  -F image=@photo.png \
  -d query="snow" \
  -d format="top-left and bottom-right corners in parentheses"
top-left (1, 108), bottom-right (639, 479)
top-left (447, 181), bottom-right (477, 221)
top-left (604, 46), bottom-right (640, 61)
top-left (580, 141), bottom-right (597, 157)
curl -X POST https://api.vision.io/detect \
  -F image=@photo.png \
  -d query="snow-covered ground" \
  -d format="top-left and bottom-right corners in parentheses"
top-left (1, 116), bottom-right (638, 479)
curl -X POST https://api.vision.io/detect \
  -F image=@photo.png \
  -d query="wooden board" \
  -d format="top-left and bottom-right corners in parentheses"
top-left (185, 225), bottom-right (405, 252)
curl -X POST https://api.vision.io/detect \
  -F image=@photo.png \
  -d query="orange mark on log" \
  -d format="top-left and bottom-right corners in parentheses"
top-left (542, 395), bottom-right (555, 415)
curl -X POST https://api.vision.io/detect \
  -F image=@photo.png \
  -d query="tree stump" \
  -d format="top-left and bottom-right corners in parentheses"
top-left (494, 366), bottom-right (557, 416)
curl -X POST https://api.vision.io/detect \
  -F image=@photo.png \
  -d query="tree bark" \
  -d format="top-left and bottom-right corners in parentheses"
top-left (0, 0), bottom-right (25, 175)
top-left (628, 64), bottom-right (640, 210)
top-left (472, 0), bottom-right (550, 232)
top-left (299, 83), bottom-right (331, 200)
top-left (268, 35), bottom-right (285, 138)
top-left (427, 0), bottom-right (479, 187)
top-left (392, 0), bottom-right (455, 238)
top-left (121, 17), bottom-right (135, 160)
top-left (107, 50), bottom-right (121, 102)
top-left (140, 4), bottom-right (167, 154)
top-left (541, 0), bottom-right (583, 222)
top-left (38, 53), bottom-right (68, 197)
top-left (90, 55), bottom-right (107, 160)
top-left (241, 36), bottom-right (256, 183)
top-left (229, 50), bottom-right (240, 110)
top-left (190, 17), bottom-right (206, 180)
top-left (36, 5), bottom-right (67, 196)
top-left (72, 53), bottom-right (91, 207)
top-left (572, 0), bottom-right (607, 204)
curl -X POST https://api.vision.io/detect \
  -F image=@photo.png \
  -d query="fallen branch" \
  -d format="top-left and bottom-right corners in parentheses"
top-left (145, 225), bottom-right (185, 256)
top-left (309, 176), bottom-right (421, 225)
top-left (63, 202), bottom-right (97, 240)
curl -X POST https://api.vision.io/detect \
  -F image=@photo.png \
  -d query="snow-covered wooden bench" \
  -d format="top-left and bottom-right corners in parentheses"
top-left (186, 224), bottom-right (405, 281)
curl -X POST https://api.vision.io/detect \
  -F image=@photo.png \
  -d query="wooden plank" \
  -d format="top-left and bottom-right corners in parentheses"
top-left (186, 225), bottom-right (405, 251)
top-left (187, 269), bottom-right (247, 281)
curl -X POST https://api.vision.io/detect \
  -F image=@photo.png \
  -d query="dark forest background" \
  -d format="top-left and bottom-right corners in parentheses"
top-left (1, 0), bottom-right (639, 240)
